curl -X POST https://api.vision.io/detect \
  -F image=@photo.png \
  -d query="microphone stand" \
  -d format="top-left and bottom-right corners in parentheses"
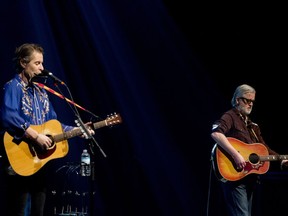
top-left (74, 116), bottom-right (102, 216)
top-left (33, 74), bottom-right (107, 157)
top-left (52, 80), bottom-right (107, 158)
top-left (75, 116), bottom-right (107, 157)
top-left (38, 75), bottom-right (106, 216)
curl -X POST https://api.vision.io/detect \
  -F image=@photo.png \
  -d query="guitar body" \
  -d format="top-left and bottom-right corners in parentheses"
top-left (212, 137), bottom-right (270, 182)
top-left (3, 113), bottom-right (122, 176)
top-left (4, 119), bottom-right (68, 176)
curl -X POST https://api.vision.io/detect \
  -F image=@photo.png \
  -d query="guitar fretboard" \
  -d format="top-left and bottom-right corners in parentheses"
top-left (260, 155), bottom-right (288, 161)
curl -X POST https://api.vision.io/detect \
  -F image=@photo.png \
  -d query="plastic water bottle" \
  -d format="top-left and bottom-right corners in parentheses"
top-left (80, 149), bottom-right (91, 176)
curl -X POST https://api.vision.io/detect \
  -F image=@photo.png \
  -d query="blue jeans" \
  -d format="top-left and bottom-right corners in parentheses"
top-left (221, 176), bottom-right (258, 216)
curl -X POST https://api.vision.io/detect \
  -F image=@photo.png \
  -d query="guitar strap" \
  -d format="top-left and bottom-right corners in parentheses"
top-left (250, 127), bottom-right (259, 142)
top-left (33, 82), bottom-right (87, 112)
top-left (239, 112), bottom-right (260, 142)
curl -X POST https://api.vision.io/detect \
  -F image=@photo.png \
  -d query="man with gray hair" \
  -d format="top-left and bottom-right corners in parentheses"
top-left (211, 84), bottom-right (287, 215)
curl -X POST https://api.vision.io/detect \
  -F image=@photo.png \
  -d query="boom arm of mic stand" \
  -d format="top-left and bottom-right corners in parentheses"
top-left (53, 82), bottom-right (106, 157)
top-left (75, 117), bottom-right (107, 158)
top-left (37, 78), bottom-right (106, 157)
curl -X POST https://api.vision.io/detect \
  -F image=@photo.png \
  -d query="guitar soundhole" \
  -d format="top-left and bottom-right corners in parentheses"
top-left (249, 153), bottom-right (260, 164)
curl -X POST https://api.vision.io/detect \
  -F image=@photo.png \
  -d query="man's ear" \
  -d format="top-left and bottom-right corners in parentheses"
top-left (20, 59), bottom-right (26, 68)
top-left (236, 98), bottom-right (239, 105)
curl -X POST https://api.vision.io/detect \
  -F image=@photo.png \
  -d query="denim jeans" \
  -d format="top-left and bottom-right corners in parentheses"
top-left (221, 176), bottom-right (258, 216)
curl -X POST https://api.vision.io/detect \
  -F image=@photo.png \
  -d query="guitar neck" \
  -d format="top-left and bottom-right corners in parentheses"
top-left (53, 119), bottom-right (107, 142)
top-left (93, 120), bottom-right (108, 129)
top-left (260, 155), bottom-right (288, 161)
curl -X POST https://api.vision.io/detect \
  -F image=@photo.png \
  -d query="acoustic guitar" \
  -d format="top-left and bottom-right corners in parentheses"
top-left (4, 113), bottom-right (122, 176)
top-left (211, 137), bottom-right (288, 182)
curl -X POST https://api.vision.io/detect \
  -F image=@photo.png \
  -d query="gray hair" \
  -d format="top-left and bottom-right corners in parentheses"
top-left (231, 84), bottom-right (256, 107)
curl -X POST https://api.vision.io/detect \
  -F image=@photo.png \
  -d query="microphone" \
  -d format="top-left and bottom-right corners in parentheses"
top-left (41, 69), bottom-right (65, 85)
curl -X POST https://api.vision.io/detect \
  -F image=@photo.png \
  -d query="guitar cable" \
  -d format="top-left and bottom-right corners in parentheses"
top-left (33, 81), bottom-right (102, 121)
top-left (206, 157), bottom-right (213, 216)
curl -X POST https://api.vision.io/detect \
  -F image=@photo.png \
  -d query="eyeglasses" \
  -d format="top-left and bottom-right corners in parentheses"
top-left (239, 97), bottom-right (255, 105)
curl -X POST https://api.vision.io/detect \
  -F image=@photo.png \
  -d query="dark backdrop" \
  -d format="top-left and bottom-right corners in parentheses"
top-left (0, 1), bottom-right (287, 216)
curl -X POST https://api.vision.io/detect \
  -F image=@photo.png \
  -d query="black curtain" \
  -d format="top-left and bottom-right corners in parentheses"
top-left (0, 1), bottom-right (287, 216)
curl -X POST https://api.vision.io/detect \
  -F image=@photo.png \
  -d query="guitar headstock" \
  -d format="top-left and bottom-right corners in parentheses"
top-left (106, 113), bottom-right (122, 126)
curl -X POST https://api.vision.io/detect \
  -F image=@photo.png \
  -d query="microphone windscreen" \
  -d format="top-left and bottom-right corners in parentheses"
top-left (41, 69), bottom-right (50, 75)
